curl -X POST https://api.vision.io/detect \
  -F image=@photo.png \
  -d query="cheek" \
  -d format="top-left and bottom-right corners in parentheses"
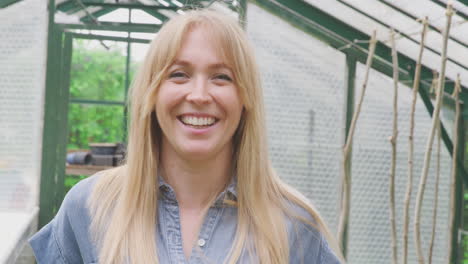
top-left (213, 88), bottom-right (243, 115)
top-left (156, 85), bottom-right (185, 115)
top-left (227, 92), bottom-right (243, 120)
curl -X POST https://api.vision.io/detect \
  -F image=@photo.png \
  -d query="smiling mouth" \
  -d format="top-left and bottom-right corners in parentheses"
top-left (177, 115), bottom-right (219, 128)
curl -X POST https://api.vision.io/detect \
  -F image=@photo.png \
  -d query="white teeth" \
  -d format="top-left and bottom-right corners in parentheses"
top-left (181, 116), bottom-right (215, 126)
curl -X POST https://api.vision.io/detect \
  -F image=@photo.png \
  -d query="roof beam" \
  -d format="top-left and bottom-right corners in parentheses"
top-left (80, 2), bottom-right (179, 11)
top-left (430, 0), bottom-right (468, 20)
top-left (377, 0), bottom-right (468, 50)
top-left (336, 0), bottom-right (468, 71)
top-left (80, 7), bottom-right (116, 22)
top-left (0, 0), bottom-right (23, 8)
top-left (70, 32), bottom-right (151, 43)
top-left (60, 21), bottom-right (161, 33)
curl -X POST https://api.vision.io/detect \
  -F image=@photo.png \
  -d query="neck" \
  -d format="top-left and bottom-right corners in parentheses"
top-left (159, 140), bottom-right (233, 210)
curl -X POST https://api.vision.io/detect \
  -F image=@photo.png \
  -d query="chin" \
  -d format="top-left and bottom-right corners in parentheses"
top-left (183, 150), bottom-right (217, 161)
top-left (179, 145), bottom-right (218, 159)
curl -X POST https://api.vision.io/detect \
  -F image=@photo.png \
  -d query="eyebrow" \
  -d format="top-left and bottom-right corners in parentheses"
top-left (171, 60), bottom-right (232, 71)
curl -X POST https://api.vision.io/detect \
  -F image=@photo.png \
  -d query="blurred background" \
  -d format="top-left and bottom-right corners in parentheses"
top-left (1, 0), bottom-right (467, 263)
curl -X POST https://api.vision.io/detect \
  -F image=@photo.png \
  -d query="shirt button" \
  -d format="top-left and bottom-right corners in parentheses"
top-left (197, 238), bottom-right (206, 247)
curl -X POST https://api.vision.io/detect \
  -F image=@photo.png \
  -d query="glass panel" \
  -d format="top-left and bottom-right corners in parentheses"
top-left (70, 39), bottom-right (126, 102)
top-left (131, 10), bottom-right (163, 24)
top-left (67, 104), bottom-right (125, 150)
top-left (130, 32), bottom-right (157, 40)
top-left (0, 0), bottom-right (47, 212)
top-left (349, 63), bottom-right (451, 263)
top-left (247, 3), bottom-right (346, 233)
top-left (97, 8), bottom-right (129, 23)
top-left (130, 42), bottom-right (151, 80)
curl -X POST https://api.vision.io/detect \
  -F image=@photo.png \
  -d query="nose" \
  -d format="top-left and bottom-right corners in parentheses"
top-left (186, 76), bottom-right (212, 105)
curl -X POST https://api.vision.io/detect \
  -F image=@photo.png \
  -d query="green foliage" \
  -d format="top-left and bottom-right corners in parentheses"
top-left (67, 40), bottom-right (132, 149)
top-left (68, 104), bottom-right (124, 149)
top-left (70, 40), bottom-right (126, 101)
top-left (64, 175), bottom-right (87, 193)
top-left (65, 40), bottom-right (137, 192)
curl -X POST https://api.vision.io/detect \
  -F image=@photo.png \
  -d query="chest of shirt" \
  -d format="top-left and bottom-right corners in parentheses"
top-left (157, 199), bottom-right (244, 264)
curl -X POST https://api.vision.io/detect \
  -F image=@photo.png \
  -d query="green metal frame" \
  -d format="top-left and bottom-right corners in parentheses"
top-left (60, 22), bottom-right (162, 33)
top-left (80, 8), bottom-right (117, 23)
top-left (453, 102), bottom-right (465, 264)
top-left (340, 55), bottom-right (356, 257)
top-left (39, 23), bottom-right (73, 227)
top-left (80, 2), bottom-right (178, 10)
top-left (69, 32), bottom-right (151, 43)
top-left (123, 10), bottom-right (132, 143)
top-left (0, 0), bottom-right (22, 8)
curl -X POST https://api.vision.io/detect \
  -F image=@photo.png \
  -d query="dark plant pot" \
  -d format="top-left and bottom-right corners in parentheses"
top-left (89, 143), bottom-right (118, 155)
top-left (92, 154), bottom-right (124, 166)
top-left (67, 152), bottom-right (91, 165)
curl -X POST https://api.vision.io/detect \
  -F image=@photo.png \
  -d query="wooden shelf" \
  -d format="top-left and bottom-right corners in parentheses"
top-left (65, 164), bottom-right (112, 176)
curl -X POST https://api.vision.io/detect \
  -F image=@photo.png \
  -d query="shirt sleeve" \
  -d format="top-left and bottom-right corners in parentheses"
top-left (317, 234), bottom-right (342, 264)
top-left (29, 220), bottom-right (67, 264)
top-left (28, 176), bottom-right (98, 264)
top-left (285, 200), bottom-right (343, 264)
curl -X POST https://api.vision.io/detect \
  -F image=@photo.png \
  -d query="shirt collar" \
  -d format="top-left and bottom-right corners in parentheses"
top-left (157, 175), bottom-right (238, 204)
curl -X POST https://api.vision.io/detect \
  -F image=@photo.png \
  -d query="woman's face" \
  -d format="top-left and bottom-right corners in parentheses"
top-left (156, 26), bottom-right (243, 161)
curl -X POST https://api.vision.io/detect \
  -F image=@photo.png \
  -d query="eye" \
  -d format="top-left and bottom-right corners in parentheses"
top-left (168, 71), bottom-right (189, 79)
top-left (214, 74), bottom-right (233, 82)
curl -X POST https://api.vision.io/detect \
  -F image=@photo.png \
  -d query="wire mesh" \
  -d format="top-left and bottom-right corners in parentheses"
top-left (348, 63), bottom-right (451, 264)
top-left (247, 3), bottom-right (345, 233)
top-left (247, 3), bottom-right (454, 263)
top-left (0, 0), bottom-right (48, 211)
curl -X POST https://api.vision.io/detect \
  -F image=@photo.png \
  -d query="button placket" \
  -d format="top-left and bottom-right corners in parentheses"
top-left (190, 205), bottom-right (224, 263)
top-left (197, 238), bottom-right (206, 247)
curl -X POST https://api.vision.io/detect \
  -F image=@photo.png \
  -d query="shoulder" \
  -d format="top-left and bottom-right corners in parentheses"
top-left (283, 200), bottom-right (321, 247)
top-left (283, 200), bottom-right (342, 264)
top-left (29, 173), bottom-right (103, 264)
top-left (62, 173), bottom-right (101, 211)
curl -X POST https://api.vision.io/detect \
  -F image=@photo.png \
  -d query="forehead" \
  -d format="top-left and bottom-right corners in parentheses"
top-left (174, 25), bottom-right (231, 67)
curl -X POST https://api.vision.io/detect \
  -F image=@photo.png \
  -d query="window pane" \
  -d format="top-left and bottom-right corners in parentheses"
top-left (67, 104), bottom-right (125, 150)
top-left (70, 39), bottom-right (126, 102)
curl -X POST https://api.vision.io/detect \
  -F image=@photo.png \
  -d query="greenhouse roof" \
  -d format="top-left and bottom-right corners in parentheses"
top-left (303, 0), bottom-right (468, 89)
top-left (1, 0), bottom-right (466, 88)
top-left (53, 0), bottom-right (241, 24)
top-left (44, 0), bottom-right (467, 87)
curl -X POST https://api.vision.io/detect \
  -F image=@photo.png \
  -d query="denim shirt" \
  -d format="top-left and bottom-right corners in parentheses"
top-left (29, 174), bottom-right (341, 264)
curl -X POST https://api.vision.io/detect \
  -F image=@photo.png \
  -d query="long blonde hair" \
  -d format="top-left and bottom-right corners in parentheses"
top-left (88, 9), bottom-right (343, 264)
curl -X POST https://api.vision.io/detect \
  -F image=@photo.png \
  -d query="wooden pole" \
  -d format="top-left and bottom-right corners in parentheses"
top-left (389, 28), bottom-right (399, 264)
top-left (402, 17), bottom-right (428, 264)
top-left (337, 30), bottom-right (377, 251)
top-left (428, 98), bottom-right (441, 264)
top-left (414, 4), bottom-right (453, 264)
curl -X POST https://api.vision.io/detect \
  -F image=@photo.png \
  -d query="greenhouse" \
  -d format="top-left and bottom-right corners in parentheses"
top-left (1, 0), bottom-right (467, 263)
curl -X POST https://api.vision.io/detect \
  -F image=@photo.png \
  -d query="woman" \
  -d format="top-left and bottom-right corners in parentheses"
top-left (30, 9), bottom-right (343, 264)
